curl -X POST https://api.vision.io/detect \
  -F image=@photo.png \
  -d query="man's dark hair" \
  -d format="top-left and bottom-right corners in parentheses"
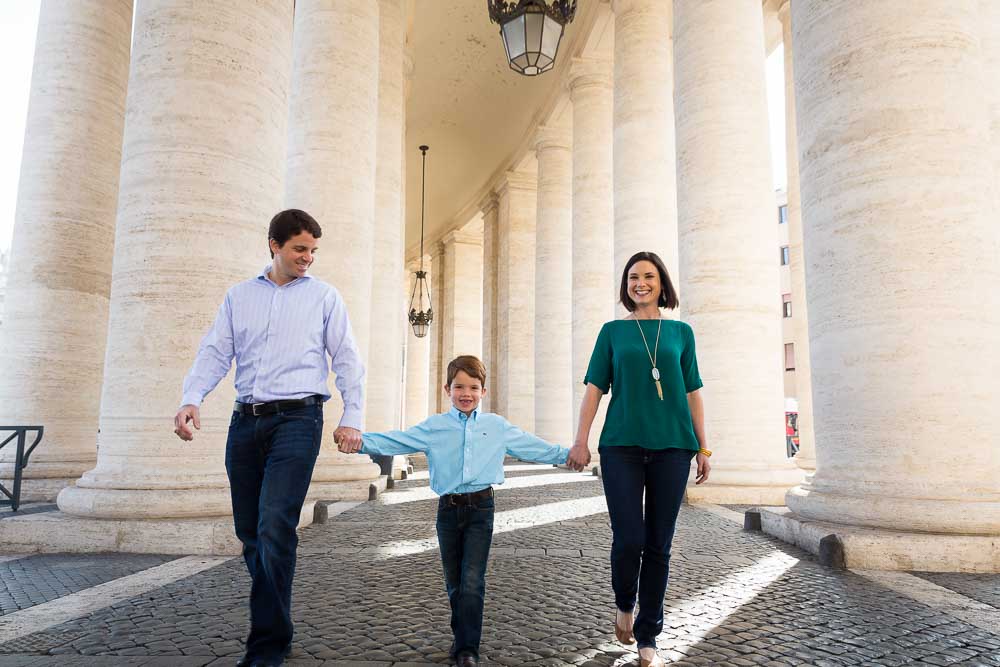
top-left (268, 209), bottom-right (322, 258)
top-left (619, 250), bottom-right (679, 312)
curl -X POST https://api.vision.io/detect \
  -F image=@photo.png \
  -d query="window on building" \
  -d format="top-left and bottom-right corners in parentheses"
top-left (784, 343), bottom-right (795, 371)
top-left (780, 245), bottom-right (790, 265)
top-left (782, 293), bottom-right (792, 318)
top-left (778, 204), bottom-right (788, 224)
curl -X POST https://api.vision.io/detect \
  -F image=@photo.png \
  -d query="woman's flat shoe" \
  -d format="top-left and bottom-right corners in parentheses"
top-left (639, 650), bottom-right (666, 667)
top-left (614, 608), bottom-right (635, 645)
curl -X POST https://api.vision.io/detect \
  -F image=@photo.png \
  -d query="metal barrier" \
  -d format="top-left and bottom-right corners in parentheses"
top-left (0, 426), bottom-right (44, 511)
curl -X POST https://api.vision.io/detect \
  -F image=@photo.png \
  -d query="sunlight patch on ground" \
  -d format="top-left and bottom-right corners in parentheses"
top-left (378, 470), bottom-right (595, 505)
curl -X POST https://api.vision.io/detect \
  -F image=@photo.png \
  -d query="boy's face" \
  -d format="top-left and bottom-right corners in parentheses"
top-left (445, 370), bottom-right (485, 416)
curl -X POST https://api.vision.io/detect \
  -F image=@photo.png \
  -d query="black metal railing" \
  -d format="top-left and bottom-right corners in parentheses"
top-left (0, 426), bottom-right (44, 512)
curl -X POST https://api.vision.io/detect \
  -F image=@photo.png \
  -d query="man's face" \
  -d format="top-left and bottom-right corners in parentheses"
top-left (270, 231), bottom-right (318, 282)
top-left (444, 370), bottom-right (485, 416)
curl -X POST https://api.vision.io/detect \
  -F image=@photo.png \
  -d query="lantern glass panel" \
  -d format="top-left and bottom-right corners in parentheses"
top-left (525, 10), bottom-right (544, 53)
top-left (503, 16), bottom-right (526, 61)
top-left (541, 15), bottom-right (562, 60)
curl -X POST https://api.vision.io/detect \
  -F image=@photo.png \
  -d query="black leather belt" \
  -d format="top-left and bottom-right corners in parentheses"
top-left (442, 487), bottom-right (494, 506)
top-left (234, 395), bottom-right (322, 417)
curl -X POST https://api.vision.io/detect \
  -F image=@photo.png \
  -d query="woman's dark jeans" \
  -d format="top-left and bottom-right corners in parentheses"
top-left (599, 446), bottom-right (694, 649)
top-left (225, 403), bottom-right (323, 662)
top-left (436, 493), bottom-right (495, 659)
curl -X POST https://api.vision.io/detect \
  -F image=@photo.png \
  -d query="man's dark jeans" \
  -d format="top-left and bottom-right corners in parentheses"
top-left (436, 493), bottom-right (495, 660)
top-left (225, 403), bottom-right (322, 663)
top-left (599, 446), bottom-right (693, 650)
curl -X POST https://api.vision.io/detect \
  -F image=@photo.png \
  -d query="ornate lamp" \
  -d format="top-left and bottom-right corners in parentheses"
top-left (408, 145), bottom-right (433, 338)
top-left (487, 0), bottom-right (577, 76)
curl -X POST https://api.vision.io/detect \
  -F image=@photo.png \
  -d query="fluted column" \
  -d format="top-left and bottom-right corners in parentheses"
top-left (0, 1), bottom-right (133, 501)
top-left (438, 230), bottom-right (484, 365)
top-left (480, 193), bottom-right (500, 413)
top-left (403, 257), bottom-right (431, 427)
top-left (778, 0), bottom-right (815, 472)
top-left (533, 126), bottom-right (574, 446)
top-left (428, 244), bottom-right (446, 414)
top-left (366, 0), bottom-right (406, 433)
top-left (611, 0), bottom-right (678, 301)
top-left (495, 171), bottom-right (537, 429)
top-left (284, 0), bottom-right (381, 496)
top-left (57, 1), bottom-right (293, 521)
top-left (785, 1), bottom-right (1000, 537)
top-left (569, 58), bottom-right (614, 461)
top-left (674, 0), bottom-right (801, 503)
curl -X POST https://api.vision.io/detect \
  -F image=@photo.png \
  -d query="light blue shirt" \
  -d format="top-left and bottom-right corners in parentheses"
top-left (361, 406), bottom-right (570, 495)
top-left (180, 266), bottom-right (365, 429)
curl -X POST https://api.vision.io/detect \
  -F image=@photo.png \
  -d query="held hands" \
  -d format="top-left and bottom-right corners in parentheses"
top-left (567, 441), bottom-right (591, 472)
top-left (173, 405), bottom-right (201, 441)
top-left (335, 426), bottom-right (363, 454)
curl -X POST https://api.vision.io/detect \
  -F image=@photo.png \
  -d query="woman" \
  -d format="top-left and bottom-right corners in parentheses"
top-left (566, 251), bottom-right (711, 667)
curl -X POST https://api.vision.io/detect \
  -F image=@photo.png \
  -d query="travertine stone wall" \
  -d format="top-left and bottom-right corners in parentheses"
top-left (496, 171), bottom-right (538, 430)
top-left (480, 194), bottom-right (500, 414)
top-left (778, 0), bottom-right (816, 472)
top-left (284, 0), bottom-right (381, 494)
top-left (674, 0), bottom-right (801, 503)
top-left (58, 0), bottom-right (294, 519)
top-left (568, 58), bottom-right (614, 460)
top-left (786, 0), bottom-right (1000, 533)
top-left (0, 0), bottom-right (133, 501)
top-left (533, 126), bottom-right (574, 446)
top-left (428, 245), bottom-right (446, 413)
top-left (439, 230), bottom-right (484, 367)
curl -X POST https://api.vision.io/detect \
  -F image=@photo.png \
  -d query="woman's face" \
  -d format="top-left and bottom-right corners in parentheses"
top-left (627, 260), bottom-right (661, 308)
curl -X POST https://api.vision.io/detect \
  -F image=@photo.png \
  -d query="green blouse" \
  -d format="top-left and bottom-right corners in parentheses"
top-left (583, 318), bottom-right (703, 451)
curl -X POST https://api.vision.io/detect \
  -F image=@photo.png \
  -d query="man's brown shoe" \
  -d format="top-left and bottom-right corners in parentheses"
top-left (456, 651), bottom-right (479, 666)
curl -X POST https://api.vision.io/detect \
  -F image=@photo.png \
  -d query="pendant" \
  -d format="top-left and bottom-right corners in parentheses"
top-left (651, 368), bottom-right (660, 381)
top-left (655, 380), bottom-right (663, 401)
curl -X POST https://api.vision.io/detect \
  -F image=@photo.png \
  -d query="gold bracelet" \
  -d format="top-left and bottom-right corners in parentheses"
top-left (698, 447), bottom-right (712, 457)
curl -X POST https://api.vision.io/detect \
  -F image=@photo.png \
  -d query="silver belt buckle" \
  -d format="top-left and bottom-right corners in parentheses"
top-left (251, 402), bottom-right (266, 416)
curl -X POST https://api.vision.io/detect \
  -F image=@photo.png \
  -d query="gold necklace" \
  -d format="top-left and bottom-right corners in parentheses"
top-left (632, 314), bottom-right (663, 400)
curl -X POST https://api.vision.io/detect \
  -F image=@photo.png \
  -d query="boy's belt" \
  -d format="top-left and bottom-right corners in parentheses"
top-left (442, 486), bottom-right (494, 505)
top-left (234, 395), bottom-right (322, 417)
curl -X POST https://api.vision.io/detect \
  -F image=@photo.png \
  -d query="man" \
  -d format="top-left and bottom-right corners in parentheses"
top-left (173, 209), bottom-right (364, 667)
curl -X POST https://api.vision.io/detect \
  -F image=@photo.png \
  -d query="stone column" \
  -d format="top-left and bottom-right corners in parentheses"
top-left (982, 0), bottom-right (1000, 206)
top-left (778, 0), bottom-right (815, 472)
top-left (495, 171), bottom-right (537, 429)
top-left (438, 230), bottom-right (484, 364)
top-left (533, 126), bottom-right (574, 446)
top-left (611, 0), bottom-right (679, 300)
top-left (366, 0), bottom-right (406, 434)
top-left (403, 257), bottom-right (431, 428)
top-left (0, 1), bottom-right (133, 501)
top-left (673, 0), bottom-right (802, 503)
top-left (568, 58), bottom-right (614, 461)
top-left (427, 245), bottom-right (447, 414)
top-left (284, 0), bottom-right (382, 498)
top-left (782, 1), bottom-right (1000, 559)
top-left (55, 1), bottom-right (294, 534)
top-left (480, 193), bottom-right (500, 413)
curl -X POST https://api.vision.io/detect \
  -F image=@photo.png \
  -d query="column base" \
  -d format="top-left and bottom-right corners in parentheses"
top-left (307, 476), bottom-right (386, 502)
top-left (389, 455), bottom-right (409, 480)
top-left (759, 506), bottom-right (1000, 573)
top-left (686, 484), bottom-right (795, 505)
top-left (0, 502), bottom-right (316, 556)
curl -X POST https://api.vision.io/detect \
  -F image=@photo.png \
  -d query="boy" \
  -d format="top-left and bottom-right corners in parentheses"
top-left (338, 355), bottom-right (585, 667)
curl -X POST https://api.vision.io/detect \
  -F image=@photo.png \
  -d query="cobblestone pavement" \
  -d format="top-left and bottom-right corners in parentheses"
top-left (0, 462), bottom-right (997, 666)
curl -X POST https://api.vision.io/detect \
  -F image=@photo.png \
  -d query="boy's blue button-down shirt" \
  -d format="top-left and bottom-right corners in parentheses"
top-left (361, 407), bottom-right (570, 496)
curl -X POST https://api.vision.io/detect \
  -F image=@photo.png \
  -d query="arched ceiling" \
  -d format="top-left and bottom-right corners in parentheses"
top-left (403, 0), bottom-right (600, 257)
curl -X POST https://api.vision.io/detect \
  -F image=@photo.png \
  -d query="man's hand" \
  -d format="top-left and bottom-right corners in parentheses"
top-left (173, 405), bottom-right (201, 441)
top-left (695, 452), bottom-right (711, 484)
top-left (334, 426), bottom-right (362, 453)
top-left (567, 442), bottom-right (591, 471)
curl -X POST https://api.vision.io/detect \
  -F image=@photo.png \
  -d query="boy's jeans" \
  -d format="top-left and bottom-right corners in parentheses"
top-left (225, 403), bottom-right (323, 662)
top-left (436, 492), bottom-right (496, 659)
top-left (599, 446), bottom-right (693, 650)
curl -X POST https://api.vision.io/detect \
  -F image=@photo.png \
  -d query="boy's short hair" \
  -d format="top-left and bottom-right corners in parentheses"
top-left (446, 355), bottom-right (487, 387)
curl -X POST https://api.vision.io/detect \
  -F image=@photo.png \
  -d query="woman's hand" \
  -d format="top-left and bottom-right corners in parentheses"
top-left (694, 452), bottom-right (711, 484)
top-left (567, 442), bottom-right (591, 471)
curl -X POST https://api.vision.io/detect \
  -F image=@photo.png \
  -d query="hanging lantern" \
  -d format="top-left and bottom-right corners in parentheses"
top-left (487, 0), bottom-right (577, 76)
top-left (408, 146), bottom-right (433, 338)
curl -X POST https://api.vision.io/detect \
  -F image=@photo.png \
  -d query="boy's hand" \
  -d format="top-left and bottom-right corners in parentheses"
top-left (335, 426), bottom-right (362, 453)
top-left (567, 442), bottom-right (591, 471)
